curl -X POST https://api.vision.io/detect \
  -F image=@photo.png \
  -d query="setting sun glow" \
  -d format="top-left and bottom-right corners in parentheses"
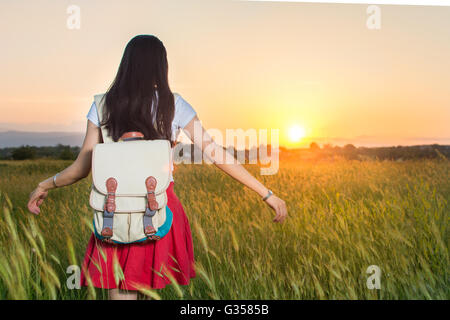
top-left (288, 125), bottom-right (306, 143)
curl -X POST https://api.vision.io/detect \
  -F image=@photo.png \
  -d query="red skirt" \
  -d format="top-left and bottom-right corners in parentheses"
top-left (80, 182), bottom-right (196, 290)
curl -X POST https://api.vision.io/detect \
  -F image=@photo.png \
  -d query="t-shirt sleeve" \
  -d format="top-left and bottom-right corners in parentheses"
top-left (86, 101), bottom-right (100, 127)
top-left (174, 94), bottom-right (197, 129)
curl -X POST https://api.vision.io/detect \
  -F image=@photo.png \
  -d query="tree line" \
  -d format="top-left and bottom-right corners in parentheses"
top-left (0, 143), bottom-right (448, 162)
top-left (0, 144), bottom-right (80, 160)
top-left (304, 143), bottom-right (450, 161)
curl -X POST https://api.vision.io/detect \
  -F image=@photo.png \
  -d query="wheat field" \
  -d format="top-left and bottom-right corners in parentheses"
top-left (0, 158), bottom-right (448, 300)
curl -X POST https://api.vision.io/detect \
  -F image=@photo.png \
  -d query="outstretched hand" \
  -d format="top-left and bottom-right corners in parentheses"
top-left (265, 195), bottom-right (288, 223)
top-left (27, 185), bottom-right (48, 215)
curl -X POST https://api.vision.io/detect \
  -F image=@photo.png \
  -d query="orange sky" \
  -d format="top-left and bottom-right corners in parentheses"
top-left (0, 0), bottom-right (449, 147)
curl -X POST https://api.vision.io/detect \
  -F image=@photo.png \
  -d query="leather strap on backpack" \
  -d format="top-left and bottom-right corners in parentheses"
top-left (144, 176), bottom-right (160, 240)
top-left (120, 131), bottom-right (145, 141)
top-left (101, 177), bottom-right (117, 243)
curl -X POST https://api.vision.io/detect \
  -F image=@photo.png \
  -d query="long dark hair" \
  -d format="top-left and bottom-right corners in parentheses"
top-left (100, 35), bottom-right (175, 143)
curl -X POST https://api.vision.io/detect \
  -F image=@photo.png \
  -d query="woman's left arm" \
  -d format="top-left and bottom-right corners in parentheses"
top-left (27, 120), bottom-right (101, 215)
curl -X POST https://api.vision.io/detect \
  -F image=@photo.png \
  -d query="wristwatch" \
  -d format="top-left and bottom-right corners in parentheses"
top-left (262, 189), bottom-right (273, 201)
top-left (53, 173), bottom-right (60, 188)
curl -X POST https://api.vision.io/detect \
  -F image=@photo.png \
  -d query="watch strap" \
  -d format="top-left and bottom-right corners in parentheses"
top-left (262, 190), bottom-right (273, 201)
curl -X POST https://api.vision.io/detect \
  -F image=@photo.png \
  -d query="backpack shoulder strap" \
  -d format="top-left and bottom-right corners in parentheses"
top-left (94, 93), bottom-right (113, 143)
top-left (173, 92), bottom-right (181, 108)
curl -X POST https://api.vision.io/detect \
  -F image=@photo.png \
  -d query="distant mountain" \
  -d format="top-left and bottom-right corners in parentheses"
top-left (0, 130), bottom-right (84, 147)
top-left (1, 130), bottom-right (449, 149)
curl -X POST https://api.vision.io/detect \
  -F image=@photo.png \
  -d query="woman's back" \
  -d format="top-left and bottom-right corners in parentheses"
top-left (86, 92), bottom-right (197, 182)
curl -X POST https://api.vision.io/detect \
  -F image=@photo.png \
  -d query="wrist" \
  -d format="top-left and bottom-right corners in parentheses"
top-left (256, 185), bottom-right (269, 198)
top-left (39, 174), bottom-right (58, 191)
top-left (38, 181), bottom-right (50, 191)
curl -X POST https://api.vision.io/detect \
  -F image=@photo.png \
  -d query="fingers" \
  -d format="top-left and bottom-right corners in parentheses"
top-left (280, 200), bottom-right (288, 222)
top-left (27, 201), bottom-right (40, 215)
top-left (270, 201), bottom-right (279, 222)
top-left (27, 192), bottom-right (39, 214)
top-left (272, 199), bottom-right (287, 223)
top-left (272, 205), bottom-right (281, 222)
top-left (27, 189), bottom-right (47, 215)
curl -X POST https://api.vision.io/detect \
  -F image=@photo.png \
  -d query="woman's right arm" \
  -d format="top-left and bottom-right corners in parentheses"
top-left (182, 116), bottom-right (287, 223)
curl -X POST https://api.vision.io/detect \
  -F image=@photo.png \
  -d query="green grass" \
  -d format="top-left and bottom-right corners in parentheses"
top-left (0, 158), bottom-right (448, 299)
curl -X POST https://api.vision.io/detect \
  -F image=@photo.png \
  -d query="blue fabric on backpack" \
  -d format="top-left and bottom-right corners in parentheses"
top-left (93, 205), bottom-right (173, 244)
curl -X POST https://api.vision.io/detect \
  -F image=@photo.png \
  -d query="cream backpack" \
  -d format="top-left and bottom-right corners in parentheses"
top-left (89, 93), bottom-right (175, 244)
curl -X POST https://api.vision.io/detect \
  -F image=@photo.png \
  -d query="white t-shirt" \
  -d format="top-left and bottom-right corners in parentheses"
top-left (86, 93), bottom-right (197, 181)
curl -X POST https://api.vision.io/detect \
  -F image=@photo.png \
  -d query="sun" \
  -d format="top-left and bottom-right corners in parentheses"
top-left (288, 125), bottom-right (306, 143)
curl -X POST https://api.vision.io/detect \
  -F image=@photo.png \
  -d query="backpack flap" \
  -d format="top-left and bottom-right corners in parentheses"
top-left (89, 139), bottom-right (171, 212)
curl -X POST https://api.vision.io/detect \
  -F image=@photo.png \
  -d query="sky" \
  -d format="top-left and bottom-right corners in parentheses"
top-left (0, 0), bottom-right (449, 147)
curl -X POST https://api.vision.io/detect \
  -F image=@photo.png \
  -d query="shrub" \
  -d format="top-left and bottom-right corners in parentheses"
top-left (11, 145), bottom-right (36, 160)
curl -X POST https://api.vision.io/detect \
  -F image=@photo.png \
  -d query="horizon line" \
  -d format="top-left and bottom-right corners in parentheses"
top-left (0, 128), bottom-right (450, 148)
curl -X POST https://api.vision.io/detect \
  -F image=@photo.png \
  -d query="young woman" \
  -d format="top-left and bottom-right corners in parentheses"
top-left (27, 35), bottom-right (287, 300)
